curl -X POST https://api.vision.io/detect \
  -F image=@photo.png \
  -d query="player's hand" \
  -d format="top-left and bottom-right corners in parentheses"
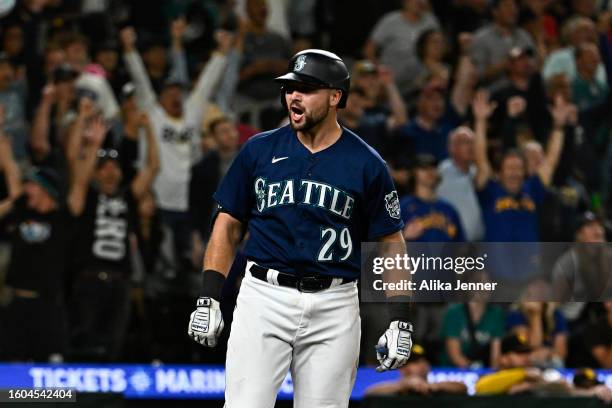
top-left (188, 297), bottom-right (224, 347)
top-left (375, 320), bottom-right (413, 372)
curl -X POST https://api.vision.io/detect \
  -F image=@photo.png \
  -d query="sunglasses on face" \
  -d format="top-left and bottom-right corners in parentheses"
top-left (97, 149), bottom-right (119, 159)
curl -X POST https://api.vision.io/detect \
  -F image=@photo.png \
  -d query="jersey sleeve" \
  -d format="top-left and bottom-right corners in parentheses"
top-left (365, 161), bottom-right (404, 240)
top-left (212, 143), bottom-right (255, 222)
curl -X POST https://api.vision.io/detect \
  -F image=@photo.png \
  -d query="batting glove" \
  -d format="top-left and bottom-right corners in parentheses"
top-left (188, 297), bottom-right (224, 347)
top-left (375, 320), bottom-right (413, 372)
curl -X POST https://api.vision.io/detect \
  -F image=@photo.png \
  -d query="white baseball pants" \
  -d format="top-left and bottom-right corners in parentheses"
top-left (224, 262), bottom-right (361, 408)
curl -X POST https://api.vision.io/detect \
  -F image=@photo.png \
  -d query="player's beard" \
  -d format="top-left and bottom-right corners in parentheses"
top-left (290, 103), bottom-right (330, 133)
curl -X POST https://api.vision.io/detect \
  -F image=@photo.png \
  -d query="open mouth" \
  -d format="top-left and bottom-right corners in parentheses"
top-left (290, 105), bottom-right (304, 122)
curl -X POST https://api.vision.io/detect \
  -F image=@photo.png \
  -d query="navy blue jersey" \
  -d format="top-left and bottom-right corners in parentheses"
top-left (214, 125), bottom-right (404, 279)
top-left (478, 176), bottom-right (545, 242)
top-left (400, 196), bottom-right (465, 242)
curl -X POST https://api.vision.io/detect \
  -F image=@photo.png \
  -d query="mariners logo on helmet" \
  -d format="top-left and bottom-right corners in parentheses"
top-left (385, 191), bottom-right (401, 219)
top-left (294, 55), bottom-right (307, 72)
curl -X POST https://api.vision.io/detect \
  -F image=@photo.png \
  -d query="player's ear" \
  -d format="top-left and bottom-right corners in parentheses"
top-left (329, 89), bottom-right (342, 107)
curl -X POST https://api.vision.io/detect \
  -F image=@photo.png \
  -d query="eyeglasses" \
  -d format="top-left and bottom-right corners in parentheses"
top-left (97, 149), bottom-right (119, 159)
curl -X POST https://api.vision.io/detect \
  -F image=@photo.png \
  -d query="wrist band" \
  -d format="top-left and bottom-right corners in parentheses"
top-left (387, 295), bottom-right (411, 323)
top-left (201, 269), bottom-right (226, 301)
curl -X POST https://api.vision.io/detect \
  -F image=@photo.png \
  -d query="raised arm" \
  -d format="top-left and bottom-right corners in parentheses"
top-left (65, 97), bottom-right (96, 174)
top-left (378, 67), bottom-right (407, 129)
top-left (0, 123), bottom-right (22, 219)
top-left (120, 27), bottom-right (157, 111)
top-left (29, 84), bottom-right (56, 162)
top-left (131, 113), bottom-right (160, 200)
top-left (167, 18), bottom-right (190, 86)
top-left (186, 30), bottom-right (231, 109)
top-left (472, 90), bottom-right (496, 190)
top-left (538, 95), bottom-right (568, 187)
top-left (67, 115), bottom-right (107, 216)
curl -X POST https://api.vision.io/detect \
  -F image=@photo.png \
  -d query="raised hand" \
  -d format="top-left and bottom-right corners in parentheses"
top-left (472, 89), bottom-right (496, 121)
top-left (85, 115), bottom-right (107, 147)
top-left (214, 30), bottom-right (234, 54)
top-left (171, 17), bottom-right (187, 43)
top-left (120, 27), bottom-right (137, 52)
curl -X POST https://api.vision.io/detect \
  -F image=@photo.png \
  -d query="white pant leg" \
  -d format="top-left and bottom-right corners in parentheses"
top-left (225, 273), bottom-right (302, 408)
top-left (291, 282), bottom-right (361, 408)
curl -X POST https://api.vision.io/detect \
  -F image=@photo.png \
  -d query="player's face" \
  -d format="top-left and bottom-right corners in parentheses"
top-left (285, 83), bottom-right (338, 132)
top-left (500, 155), bottom-right (525, 194)
top-left (95, 160), bottom-right (122, 194)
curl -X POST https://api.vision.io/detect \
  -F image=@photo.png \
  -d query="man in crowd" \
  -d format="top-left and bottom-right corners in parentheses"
top-left (68, 112), bottom-right (159, 360)
top-left (400, 154), bottom-right (465, 243)
top-left (120, 26), bottom-right (230, 277)
top-left (436, 126), bottom-right (484, 242)
top-left (470, 0), bottom-right (536, 88)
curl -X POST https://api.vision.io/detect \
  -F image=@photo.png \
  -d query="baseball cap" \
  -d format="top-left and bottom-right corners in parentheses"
top-left (501, 333), bottom-right (532, 354)
top-left (408, 343), bottom-right (427, 362)
top-left (53, 63), bottom-right (79, 83)
top-left (573, 368), bottom-right (603, 388)
top-left (509, 46), bottom-right (534, 59)
top-left (413, 154), bottom-right (439, 169)
top-left (25, 167), bottom-right (61, 201)
top-left (574, 211), bottom-right (603, 233)
top-left (353, 60), bottom-right (377, 76)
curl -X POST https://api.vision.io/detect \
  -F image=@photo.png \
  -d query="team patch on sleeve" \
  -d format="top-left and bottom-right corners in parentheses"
top-left (384, 191), bottom-right (401, 219)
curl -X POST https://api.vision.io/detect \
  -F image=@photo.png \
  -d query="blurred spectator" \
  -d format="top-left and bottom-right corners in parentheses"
top-left (364, 0), bottom-right (440, 95)
top-left (238, 0), bottom-right (291, 101)
top-left (400, 154), bottom-right (465, 242)
top-left (477, 333), bottom-right (612, 402)
top-left (28, 64), bottom-right (80, 168)
top-left (490, 46), bottom-right (550, 148)
top-left (413, 29), bottom-right (450, 91)
top-left (69, 113), bottom-right (159, 361)
top-left (121, 26), bottom-right (230, 278)
top-left (0, 53), bottom-right (27, 160)
top-left (92, 40), bottom-right (128, 101)
top-left (0, 151), bottom-right (91, 361)
top-left (189, 116), bottom-right (240, 259)
top-left (572, 367), bottom-right (612, 402)
top-left (470, 0), bottom-right (536, 88)
top-left (472, 90), bottom-right (568, 241)
top-left (436, 126), bottom-right (485, 242)
top-left (475, 333), bottom-right (567, 394)
top-left (396, 83), bottom-right (464, 162)
top-left (572, 42), bottom-right (609, 111)
top-left (543, 17), bottom-right (606, 85)
top-left (506, 302), bottom-right (568, 367)
top-left (365, 344), bottom-right (467, 396)
top-left (59, 32), bottom-right (119, 121)
top-left (440, 302), bottom-right (504, 368)
top-left (518, 0), bottom-right (560, 57)
top-left (553, 212), bottom-right (612, 302)
top-left (583, 301), bottom-right (612, 368)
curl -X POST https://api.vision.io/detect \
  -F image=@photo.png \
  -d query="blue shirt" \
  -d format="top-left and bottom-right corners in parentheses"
top-left (214, 125), bottom-right (404, 279)
top-left (478, 176), bottom-right (545, 242)
top-left (400, 196), bottom-right (465, 242)
top-left (506, 309), bottom-right (568, 347)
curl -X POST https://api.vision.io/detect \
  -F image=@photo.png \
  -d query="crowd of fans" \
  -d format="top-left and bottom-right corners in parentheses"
top-left (0, 1), bottom-right (611, 396)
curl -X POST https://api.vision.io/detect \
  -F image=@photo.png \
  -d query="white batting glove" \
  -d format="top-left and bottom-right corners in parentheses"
top-left (376, 320), bottom-right (413, 372)
top-left (188, 297), bottom-right (224, 347)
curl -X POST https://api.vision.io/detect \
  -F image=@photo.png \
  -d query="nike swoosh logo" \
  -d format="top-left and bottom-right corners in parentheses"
top-left (272, 156), bottom-right (289, 163)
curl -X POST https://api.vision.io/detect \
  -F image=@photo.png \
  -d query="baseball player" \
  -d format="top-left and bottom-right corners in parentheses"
top-left (188, 49), bottom-right (414, 407)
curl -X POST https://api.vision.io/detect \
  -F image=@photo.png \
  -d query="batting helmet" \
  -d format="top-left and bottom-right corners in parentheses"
top-left (275, 49), bottom-right (350, 108)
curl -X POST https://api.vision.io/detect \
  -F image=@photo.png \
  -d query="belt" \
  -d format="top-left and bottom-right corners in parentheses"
top-left (247, 261), bottom-right (355, 293)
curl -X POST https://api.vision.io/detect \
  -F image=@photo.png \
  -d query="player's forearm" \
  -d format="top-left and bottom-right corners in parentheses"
top-left (203, 213), bottom-right (243, 276)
